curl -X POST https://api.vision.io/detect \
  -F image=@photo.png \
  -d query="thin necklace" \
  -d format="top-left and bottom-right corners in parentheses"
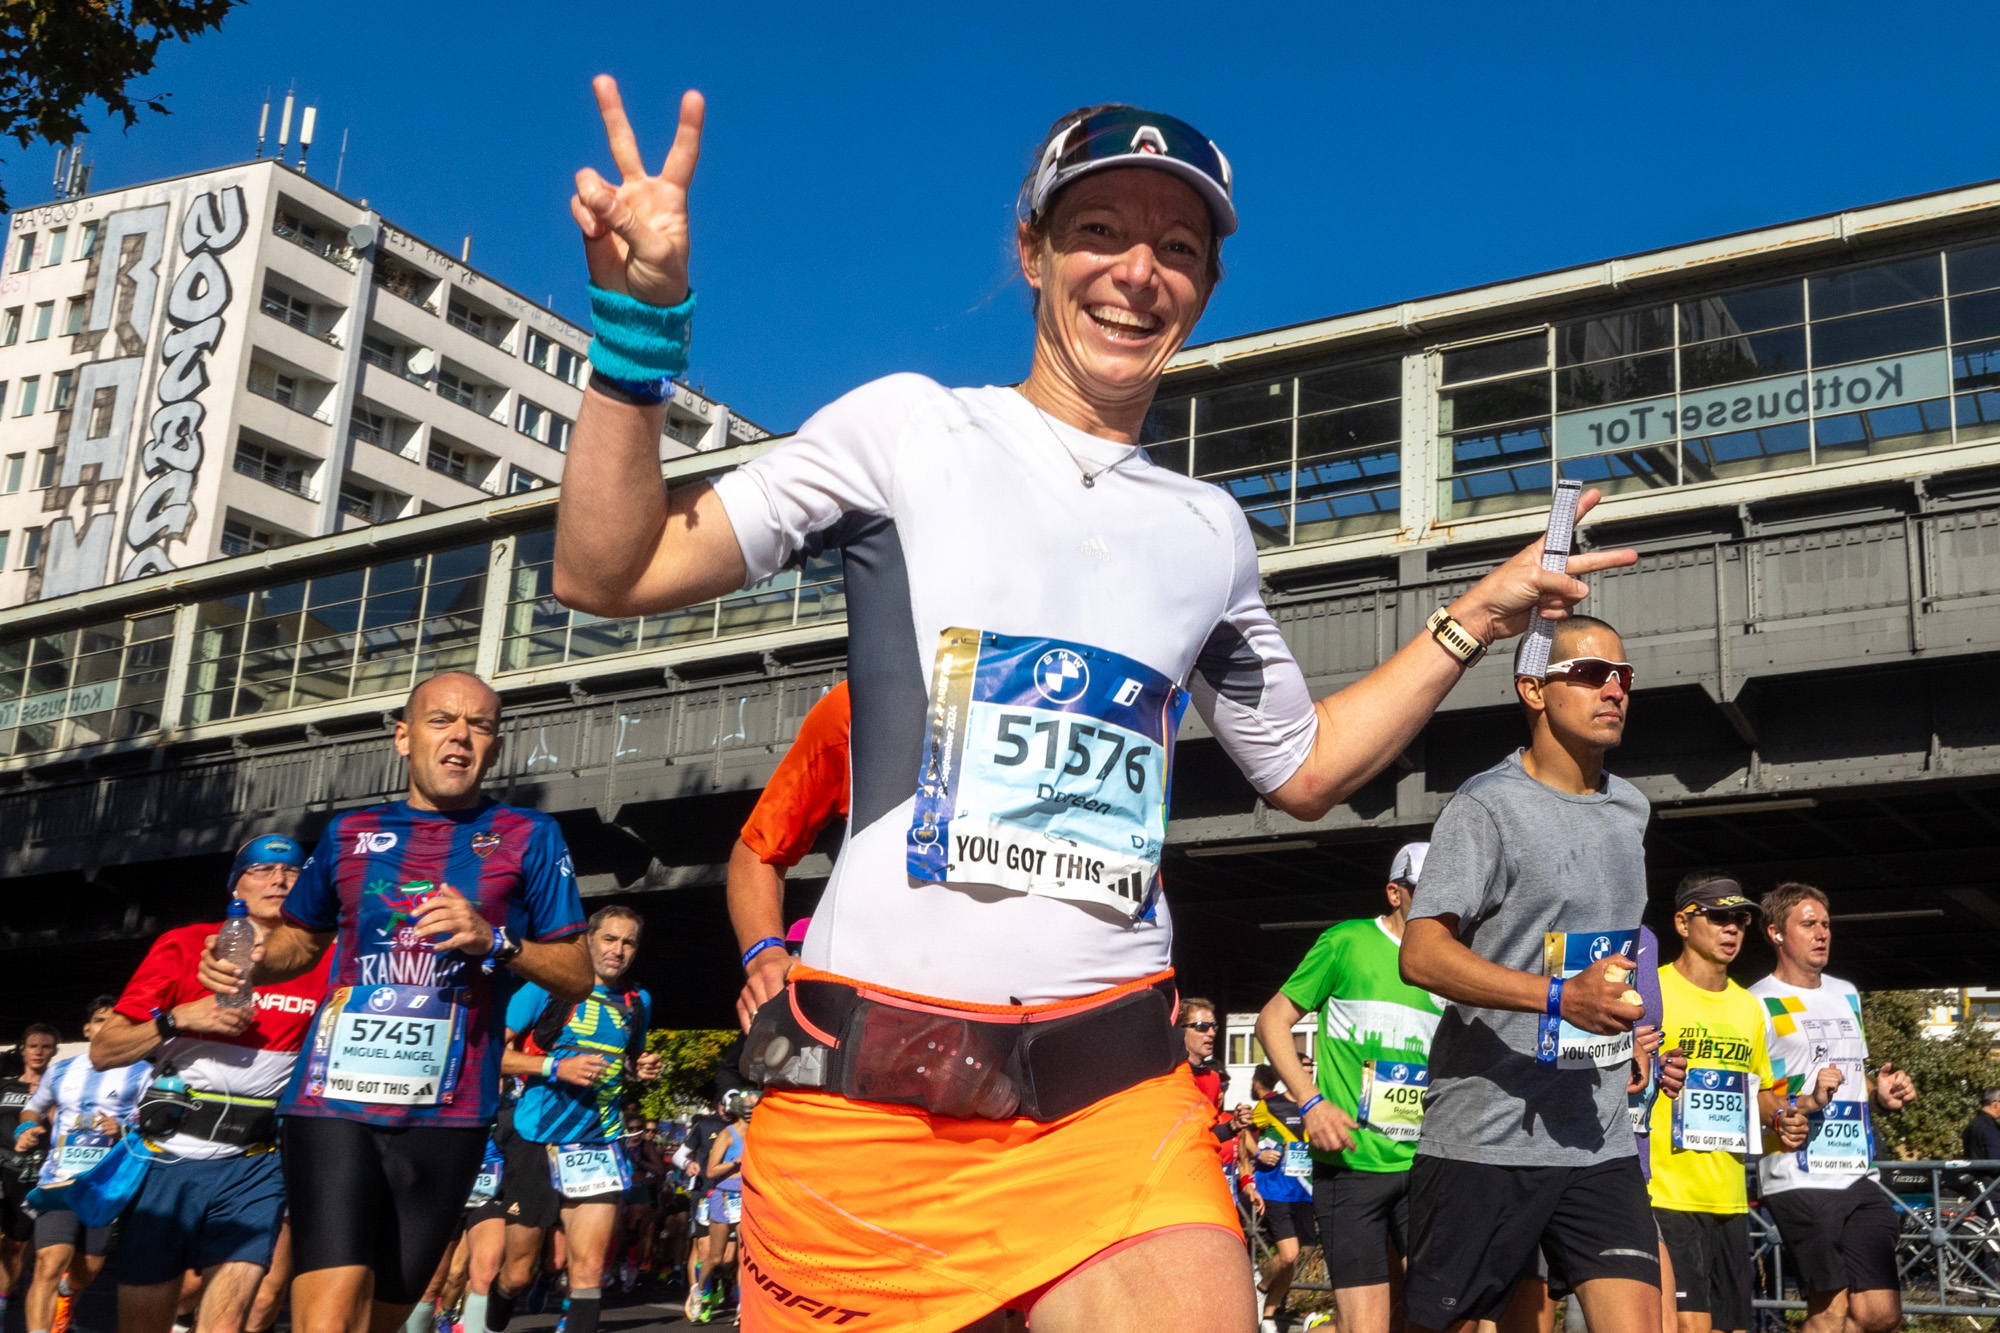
top-left (1021, 394), bottom-right (1142, 488)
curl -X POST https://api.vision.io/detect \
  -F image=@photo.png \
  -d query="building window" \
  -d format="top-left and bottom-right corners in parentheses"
top-left (508, 466), bottom-right (544, 493)
top-left (337, 481), bottom-right (378, 521)
top-left (43, 228), bottom-right (65, 266)
top-left (219, 518), bottom-right (283, 557)
top-left (268, 372), bottom-right (299, 410)
top-left (0, 532), bottom-right (10, 568)
top-left (525, 330), bottom-right (584, 387)
top-left (349, 410), bottom-right (386, 447)
top-left (76, 222), bottom-right (97, 259)
top-left (2, 455), bottom-right (21, 494)
top-left (33, 449), bottom-right (54, 489)
top-left (20, 526), bottom-right (42, 569)
top-left (516, 399), bottom-right (545, 439)
top-left (0, 383), bottom-right (7, 417)
top-left (62, 297), bottom-right (85, 336)
top-left (18, 378), bottom-right (39, 417)
top-left (436, 370), bottom-right (478, 410)
top-left (360, 335), bottom-right (397, 372)
top-left (426, 441), bottom-right (475, 483)
top-left (51, 371), bottom-right (72, 411)
top-left (260, 284), bottom-right (314, 334)
top-left (233, 439), bottom-right (314, 498)
top-left (11, 234), bottom-right (32, 273)
top-left (29, 302), bottom-right (53, 341)
top-left (1, 308), bottom-right (19, 345)
top-left (446, 299), bottom-right (492, 342)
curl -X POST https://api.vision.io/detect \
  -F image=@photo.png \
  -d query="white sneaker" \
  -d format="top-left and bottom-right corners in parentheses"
top-left (1259, 1319), bottom-right (1282, 1333)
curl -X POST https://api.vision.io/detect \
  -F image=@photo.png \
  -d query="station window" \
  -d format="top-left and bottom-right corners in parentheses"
top-left (1145, 355), bottom-right (1403, 548)
top-left (0, 610), bottom-right (178, 756)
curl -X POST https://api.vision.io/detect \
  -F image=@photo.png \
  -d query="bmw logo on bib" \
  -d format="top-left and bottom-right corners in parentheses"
top-left (367, 988), bottom-right (398, 1013)
top-left (1033, 649), bottom-right (1090, 704)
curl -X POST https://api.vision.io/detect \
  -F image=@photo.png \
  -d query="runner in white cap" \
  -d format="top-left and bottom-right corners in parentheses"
top-left (553, 78), bottom-right (1636, 1332)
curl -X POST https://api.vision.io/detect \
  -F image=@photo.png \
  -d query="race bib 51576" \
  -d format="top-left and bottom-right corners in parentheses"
top-left (908, 629), bottom-right (1187, 920)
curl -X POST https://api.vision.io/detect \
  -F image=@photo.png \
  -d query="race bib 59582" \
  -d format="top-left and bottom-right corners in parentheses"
top-left (908, 629), bottom-right (1187, 920)
top-left (1673, 1067), bottom-right (1752, 1154)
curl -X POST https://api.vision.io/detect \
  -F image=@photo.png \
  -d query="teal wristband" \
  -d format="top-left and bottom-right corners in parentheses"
top-left (587, 284), bottom-right (694, 381)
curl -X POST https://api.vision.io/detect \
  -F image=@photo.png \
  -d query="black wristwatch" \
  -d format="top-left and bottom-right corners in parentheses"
top-left (155, 1009), bottom-right (179, 1041)
top-left (483, 927), bottom-right (523, 974)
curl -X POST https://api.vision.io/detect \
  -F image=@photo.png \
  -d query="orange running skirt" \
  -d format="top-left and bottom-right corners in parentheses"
top-left (737, 1023), bottom-right (1238, 1330)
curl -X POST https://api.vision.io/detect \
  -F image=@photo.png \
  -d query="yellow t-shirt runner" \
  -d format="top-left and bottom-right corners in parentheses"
top-left (1647, 965), bottom-right (1781, 1213)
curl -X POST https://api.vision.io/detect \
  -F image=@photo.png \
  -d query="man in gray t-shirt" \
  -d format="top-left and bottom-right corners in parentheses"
top-left (1399, 616), bottom-right (1669, 1333)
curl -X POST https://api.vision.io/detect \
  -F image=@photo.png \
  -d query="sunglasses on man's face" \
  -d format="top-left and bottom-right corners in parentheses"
top-left (1689, 908), bottom-right (1753, 928)
top-left (1181, 1021), bottom-right (1217, 1033)
top-left (1542, 657), bottom-right (1636, 692)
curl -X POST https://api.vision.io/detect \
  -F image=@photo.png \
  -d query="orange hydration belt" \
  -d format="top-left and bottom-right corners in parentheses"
top-left (741, 965), bottom-right (1181, 1123)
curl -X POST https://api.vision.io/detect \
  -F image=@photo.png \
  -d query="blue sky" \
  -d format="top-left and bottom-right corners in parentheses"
top-left (20, 1), bottom-right (2000, 433)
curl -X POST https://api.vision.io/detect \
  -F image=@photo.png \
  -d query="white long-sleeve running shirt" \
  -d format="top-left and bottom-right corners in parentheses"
top-left (713, 375), bottom-right (1319, 1004)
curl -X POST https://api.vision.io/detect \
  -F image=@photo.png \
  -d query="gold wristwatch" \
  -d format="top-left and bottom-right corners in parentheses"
top-left (1425, 607), bottom-right (1486, 667)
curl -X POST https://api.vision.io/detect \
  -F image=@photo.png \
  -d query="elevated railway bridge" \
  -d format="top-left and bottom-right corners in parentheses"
top-left (6, 179), bottom-right (2000, 1029)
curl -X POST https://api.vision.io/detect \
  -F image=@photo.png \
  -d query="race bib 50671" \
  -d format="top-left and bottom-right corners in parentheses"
top-left (908, 629), bottom-right (1187, 920)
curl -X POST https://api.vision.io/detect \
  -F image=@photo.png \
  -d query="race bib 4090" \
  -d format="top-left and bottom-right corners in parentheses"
top-left (908, 629), bottom-right (1187, 920)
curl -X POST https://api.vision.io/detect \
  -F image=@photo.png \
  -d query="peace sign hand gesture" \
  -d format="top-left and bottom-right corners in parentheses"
top-left (571, 75), bottom-right (703, 307)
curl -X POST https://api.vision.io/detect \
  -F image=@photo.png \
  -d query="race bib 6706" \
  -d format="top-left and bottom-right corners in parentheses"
top-left (908, 629), bottom-right (1188, 919)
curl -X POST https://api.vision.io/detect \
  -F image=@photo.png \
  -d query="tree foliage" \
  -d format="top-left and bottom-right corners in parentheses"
top-left (0, 0), bottom-right (240, 210)
top-left (1860, 989), bottom-right (1996, 1161)
top-left (639, 1028), bottom-right (735, 1119)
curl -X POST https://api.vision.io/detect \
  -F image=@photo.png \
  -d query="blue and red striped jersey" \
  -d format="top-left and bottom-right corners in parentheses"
top-left (277, 798), bottom-right (586, 1128)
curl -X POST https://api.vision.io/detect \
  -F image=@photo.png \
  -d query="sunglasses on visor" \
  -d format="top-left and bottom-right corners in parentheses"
top-left (1541, 657), bottom-right (1635, 691)
top-left (1029, 110), bottom-right (1235, 230)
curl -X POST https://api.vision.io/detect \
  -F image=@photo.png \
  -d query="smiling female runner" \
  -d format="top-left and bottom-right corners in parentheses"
top-left (551, 78), bottom-right (1637, 1333)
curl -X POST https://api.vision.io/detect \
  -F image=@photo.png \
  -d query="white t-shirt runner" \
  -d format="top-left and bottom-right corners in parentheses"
top-left (713, 375), bottom-right (1320, 1004)
top-left (1751, 972), bottom-right (1876, 1193)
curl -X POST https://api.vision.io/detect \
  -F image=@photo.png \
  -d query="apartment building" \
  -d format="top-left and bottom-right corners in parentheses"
top-left (0, 158), bottom-right (764, 604)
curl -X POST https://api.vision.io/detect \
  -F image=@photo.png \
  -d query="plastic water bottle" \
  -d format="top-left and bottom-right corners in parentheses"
top-left (214, 899), bottom-right (258, 1010)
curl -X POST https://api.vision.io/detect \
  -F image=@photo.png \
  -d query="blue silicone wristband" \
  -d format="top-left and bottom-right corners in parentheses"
top-left (587, 283), bottom-right (694, 381)
top-left (1546, 976), bottom-right (1566, 1017)
top-left (741, 936), bottom-right (784, 970)
top-left (1298, 1094), bottom-right (1325, 1116)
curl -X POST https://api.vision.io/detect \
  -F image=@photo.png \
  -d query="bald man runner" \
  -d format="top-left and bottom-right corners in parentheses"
top-left (201, 671), bottom-right (593, 1333)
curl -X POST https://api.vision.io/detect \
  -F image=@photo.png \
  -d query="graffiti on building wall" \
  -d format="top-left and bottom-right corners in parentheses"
top-left (122, 185), bottom-right (245, 581)
top-left (38, 200), bottom-right (171, 599)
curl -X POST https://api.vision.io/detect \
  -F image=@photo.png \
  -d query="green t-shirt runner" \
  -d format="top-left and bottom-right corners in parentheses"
top-left (1280, 915), bottom-right (1444, 1173)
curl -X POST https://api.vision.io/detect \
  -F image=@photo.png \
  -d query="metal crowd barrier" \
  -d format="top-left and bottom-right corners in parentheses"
top-left (1241, 1159), bottom-right (2000, 1315)
top-left (1751, 1161), bottom-right (2000, 1318)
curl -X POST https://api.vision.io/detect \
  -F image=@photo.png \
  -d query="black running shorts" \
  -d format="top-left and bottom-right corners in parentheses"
top-left (495, 1117), bottom-right (562, 1230)
top-left (1405, 1154), bottom-right (1659, 1326)
top-left (1655, 1208), bottom-right (1751, 1331)
top-left (1262, 1197), bottom-right (1317, 1246)
top-left (1761, 1181), bottom-right (1901, 1297)
top-left (1314, 1164), bottom-right (1411, 1289)
top-left (281, 1116), bottom-right (487, 1306)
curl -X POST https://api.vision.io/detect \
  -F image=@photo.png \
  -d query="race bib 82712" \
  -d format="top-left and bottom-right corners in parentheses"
top-left (908, 629), bottom-right (1187, 919)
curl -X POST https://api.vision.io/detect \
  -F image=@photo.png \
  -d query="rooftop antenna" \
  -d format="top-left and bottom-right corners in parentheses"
top-left (297, 105), bottom-right (317, 174)
top-left (69, 148), bottom-right (90, 198)
top-left (276, 87), bottom-right (295, 163)
top-left (333, 128), bottom-right (349, 193)
top-left (52, 146), bottom-right (69, 196)
top-left (460, 234), bottom-right (471, 263)
top-left (255, 90), bottom-right (270, 158)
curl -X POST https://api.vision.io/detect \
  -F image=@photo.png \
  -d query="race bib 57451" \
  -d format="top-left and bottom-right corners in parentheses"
top-left (908, 629), bottom-right (1187, 920)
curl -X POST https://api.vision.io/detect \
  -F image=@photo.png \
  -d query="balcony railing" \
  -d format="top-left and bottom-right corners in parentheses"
top-left (271, 220), bottom-right (358, 272)
top-left (233, 452), bottom-right (318, 501)
top-left (259, 298), bottom-right (344, 348)
top-left (247, 380), bottom-right (330, 423)
top-left (446, 305), bottom-right (505, 346)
